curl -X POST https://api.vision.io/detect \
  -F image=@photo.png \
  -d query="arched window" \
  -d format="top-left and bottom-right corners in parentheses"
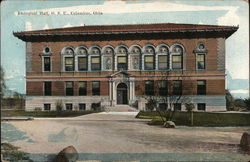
top-left (62, 46), bottom-right (75, 71)
top-left (41, 46), bottom-right (52, 72)
top-left (89, 46), bottom-right (101, 71)
top-left (156, 44), bottom-right (169, 70)
top-left (129, 45), bottom-right (141, 70)
top-left (115, 45), bottom-right (128, 71)
top-left (194, 43), bottom-right (207, 70)
top-left (170, 44), bottom-right (184, 70)
top-left (143, 45), bottom-right (155, 70)
top-left (75, 46), bottom-right (88, 71)
top-left (102, 46), bottom-right (114, 71)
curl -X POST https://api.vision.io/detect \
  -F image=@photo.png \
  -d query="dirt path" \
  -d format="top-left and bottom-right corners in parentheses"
top-left (2, 113), bottom-right (250, 160)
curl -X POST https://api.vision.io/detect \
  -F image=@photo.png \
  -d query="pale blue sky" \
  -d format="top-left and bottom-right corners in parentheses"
top-left (1, 0), bottom-right (249, 98)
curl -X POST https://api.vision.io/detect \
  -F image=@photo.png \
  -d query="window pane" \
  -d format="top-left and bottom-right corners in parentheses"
top-left (44, 57), bottom-right (51, 71)
top-left (92, 81), bottom-right (100, 96)
top-left (66, 104), bottom-right (73, 110)
top-left (197, 55), bottom-right (204, 61)
top-left (118, 56), bottom-right (127, 63)
top-left (117, 56), bottom-right (127, 70)
top-left (145, 56), bottom-right (154, 62)
top-left (91, 57), bottom-right (101, 70)
top-left (79, 103), bottom-right (86, 110)
top-left (159, 80), bottom-right (168, 96)
top-left (66, 82), bottom-right (73, 88)
top-left (78, 57), bottom-right (87, 71)
top-left (44, 82), bottom-right (51, 96)
top-left (44, 104), bottom-right (51, 111)
top-left (79, 81), bottom-right (86, 96)
top-left (145, 80), bottom-right (154, 95)
top-left (197, 80), bottom-right (206, 95)
top-left (197, 103), bottom-right (206, 111)
top-left (144, 56), bottom-right (154, 70)
top-left (158, 55), bottom-right (168, 70)
top-left (172, 55), bottom-right (182, 69)
top-left (91, 57), bottom-right (100, 63)
top-left (173, 80), bottom-right (182, 95)
top-left (197, 54), bottom-right (205, 69)
top-left (158, 55), bottom-right (168, 63)
top-left (65, 57), bottom-right (74, 71)
top-left (66, 82), bottom-right (73, 96)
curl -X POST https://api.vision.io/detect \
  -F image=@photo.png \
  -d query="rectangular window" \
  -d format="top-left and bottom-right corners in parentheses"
top-left (173, 80), bottom-right (182, 95)
top-left (158, 55), bottom-right (168, 70)
top-left (159, 103), bottom-right (168, 111)
top-left (197, 80), bottom-right (206, 95)
top-left (159, 80), bottom-right (168, 96)
top-left (65, 103), bottom-right (73, 110)
top-left (44, 82), bottom-right (51, 96)
top-left (174, 103), bottom-right (182, 111)
top-left (79, 81), bottom-right (87, 96)
top-left (78, 57), bottom-right (87, 71)
top-left (91, 57), bottom-right (101, 71)
top-left (65, 57), bottom-right (74, 71)
top-left (144, 56), bottom-right (154, 70)
top-left (92, 81), bottom-right (100, 96)
top-left (197, 54), bottom-right (205, 69)
top-left (44, 104), bottom-right (51, 111)
top-left (197, 103), bottom-right (206, 111)
top-left (117, 56), bottom-right (127, 70)
top-left (79, 103), bottom-right (86, 110)
top-left (145, 80), bottom-right (154, 96)
top-left (172, 55), bottom-right (182, 69)
top-left (66, 81), bottom-right (73, 96)
top-left (44, 57), bottom-right (51, 71)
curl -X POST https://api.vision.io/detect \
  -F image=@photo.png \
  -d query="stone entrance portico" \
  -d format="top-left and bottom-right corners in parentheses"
top-left (108, 71), bottom-right (136, 107)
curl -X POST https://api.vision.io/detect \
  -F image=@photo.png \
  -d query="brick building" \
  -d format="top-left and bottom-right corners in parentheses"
top-left (14, 23), bottom-right (238, 111)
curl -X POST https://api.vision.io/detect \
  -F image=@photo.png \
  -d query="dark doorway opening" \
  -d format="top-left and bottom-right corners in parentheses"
top-left (117, 83), bottom-right (128, 104)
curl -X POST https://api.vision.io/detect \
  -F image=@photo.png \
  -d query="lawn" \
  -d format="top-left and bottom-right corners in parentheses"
top-left (1, 110), bottom-right (98, 118)
top-left (136, 111), bottom-right (250, 126)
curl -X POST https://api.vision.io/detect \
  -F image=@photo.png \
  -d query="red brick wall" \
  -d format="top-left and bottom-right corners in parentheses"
top-left (53, 81), bottom-right (64, 96)
top-left (29, 38), bottom-right (219, 73)
top-left (26, 81), bottom-right (43, 96)
top-left (207, 80), bottom-right (225, 95)
top-left (100, 81), bottom-right (109, 96)
top-left (135, 81), bottom-right (144, 95)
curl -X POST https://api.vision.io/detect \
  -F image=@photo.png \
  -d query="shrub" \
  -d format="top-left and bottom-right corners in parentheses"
top-left (34, 107), bottom-right (42, 111)
top-left (146, 98), bottom-right (157, 111)
top-left (185, 103), bottom-right (195, 112)
top-left (55, 100), bottom-right (63, 112)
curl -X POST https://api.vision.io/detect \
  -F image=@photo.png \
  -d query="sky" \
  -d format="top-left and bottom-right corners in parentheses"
top-left (1, 0), bottom-right (249, 98)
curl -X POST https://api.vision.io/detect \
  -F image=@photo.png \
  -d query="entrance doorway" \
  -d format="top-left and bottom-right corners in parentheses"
top-left (117, 83), bottom-right (128, 104)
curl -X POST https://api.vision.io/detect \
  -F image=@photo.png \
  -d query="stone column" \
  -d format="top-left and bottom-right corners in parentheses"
top-left (112, 80), bottom-right (116, 106)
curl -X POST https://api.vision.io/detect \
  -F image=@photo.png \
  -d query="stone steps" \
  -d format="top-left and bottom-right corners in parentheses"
top-left (105, 105), bottom-right (139, 112)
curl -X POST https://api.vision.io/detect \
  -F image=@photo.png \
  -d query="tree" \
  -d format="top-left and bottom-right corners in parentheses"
top-left (243, 98), bottom-right (250, 111)
top-left (185, 103), bottom-right (195, 126)
top-left (226, 89), bottom-right (234, 110)
top-left (0, 66), bottom-right (6, 99)
top-left (144, 71), bottom-right (194, 125)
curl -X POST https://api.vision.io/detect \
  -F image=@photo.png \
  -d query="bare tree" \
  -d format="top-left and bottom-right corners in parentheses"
top-left (144, 71), bottom-right (194, 124)
top-left (0, 66), bottom-right (6, 99)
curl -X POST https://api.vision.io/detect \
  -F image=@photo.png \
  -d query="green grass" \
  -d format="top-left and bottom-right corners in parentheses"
top-left (1, 143), bottom-right (32, 161)
top-left (1, 110), bottom-right (98, 118)
top-left (136, 111), bottom-right (250, 126)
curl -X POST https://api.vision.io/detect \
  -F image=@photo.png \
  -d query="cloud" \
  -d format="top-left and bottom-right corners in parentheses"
top-left (230, 89), bottom-right (249, 94)
top-left (25, 21), bottom-right (32, 31)
top-left (217, 8), bottom-right (240, 26)
top-left (64, 23), bottom-right (72, 28)
top-left (198, 21), bottom-right (204, 24)
top-left (43, 24), bottom-right (49, 29)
